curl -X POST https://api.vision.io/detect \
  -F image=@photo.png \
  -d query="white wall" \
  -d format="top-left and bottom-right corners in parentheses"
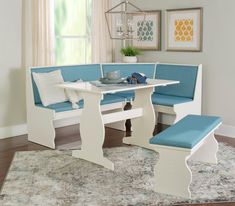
top-left (116, 0), bottom-right (235, 136)
top-left (0, 0), bottom-right (234, 138)
top-left (0, 0), bottom-right (26, 138)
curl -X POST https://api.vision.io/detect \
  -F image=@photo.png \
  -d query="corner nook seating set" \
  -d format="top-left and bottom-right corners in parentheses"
top-left (26, 63), bottom-right (221, 198)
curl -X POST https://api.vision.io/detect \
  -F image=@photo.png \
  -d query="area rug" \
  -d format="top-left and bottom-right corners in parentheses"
top-left (0, 143), bottom-right (235, 206)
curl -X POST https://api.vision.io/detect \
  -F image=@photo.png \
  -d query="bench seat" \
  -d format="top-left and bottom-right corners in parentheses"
top-left (36, 94), bottom-right (126, 113)
top-left (150, 115), bottom-right (221, 148)
top-left (150, 114), bottom-right (221, 198)
top-left (151, 93), bottom-right (193, 107)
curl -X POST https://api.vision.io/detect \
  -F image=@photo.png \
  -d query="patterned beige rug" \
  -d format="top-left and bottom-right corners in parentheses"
top-left (0, 143), bottom-right (235, 206)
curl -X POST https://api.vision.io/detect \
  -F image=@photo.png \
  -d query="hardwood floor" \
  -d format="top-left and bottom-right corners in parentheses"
top-left (0, 124), bottom-right (234, 206)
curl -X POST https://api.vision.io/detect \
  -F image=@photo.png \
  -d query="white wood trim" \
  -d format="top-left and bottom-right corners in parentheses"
top-left (0, 122), bottom-right (234, 140)
top-left (153, 62), bottom-right (159, 79)
top-left (54, 102), bottom-right (123, 121)
top-left (0, 124), bottom-right (27, 139)
top-left (157, 62), bottom-right (200, 67)
top-left (102, 108), bottom-right (143, 124)
top-left (100, 64), bottom-right (104, 78)
top-left (101, 62), bottom-right (157, 65)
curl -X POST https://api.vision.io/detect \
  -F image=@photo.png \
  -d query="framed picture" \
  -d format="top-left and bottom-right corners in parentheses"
top-left (132, 11), bottom-right (161, 50)
top-left (166, 8), bottom-right (203, 52)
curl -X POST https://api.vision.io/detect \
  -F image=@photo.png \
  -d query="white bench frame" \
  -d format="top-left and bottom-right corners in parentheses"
top-left (26, 66), bottom-right (126, 149)
top-left (151, 123), bottom-right (221, 198)
top-left (154, 63), bottom-right (202, 125)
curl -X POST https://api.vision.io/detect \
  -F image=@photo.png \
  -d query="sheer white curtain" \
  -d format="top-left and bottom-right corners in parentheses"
top-left (92, 0), bottom-right (114, 63)
top-left (31, 0), bottom-right (55, 66)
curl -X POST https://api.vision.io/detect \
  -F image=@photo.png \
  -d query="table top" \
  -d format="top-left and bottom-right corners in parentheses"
top-left (57, 79), bottom-right (179, 95)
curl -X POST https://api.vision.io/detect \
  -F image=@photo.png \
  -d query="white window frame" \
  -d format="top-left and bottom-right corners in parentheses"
top-left (54, 0), bottom-right (92, 64)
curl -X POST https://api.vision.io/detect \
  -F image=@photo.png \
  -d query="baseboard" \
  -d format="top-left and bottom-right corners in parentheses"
top-left (215, 124), bottom-right (235, 139)
top-left (0, 124), bottom-right (28, 139)
top-left (1, 121), bottom-right (235, 140)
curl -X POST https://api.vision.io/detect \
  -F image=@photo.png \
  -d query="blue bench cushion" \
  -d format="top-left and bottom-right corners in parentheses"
top-left (150, 115), bottom-right (221, 149)
top-left (31, 64), bottom-right (102, 104)
top-left (36, 94), bottom-right (125, 113)
top-left (155, 64), bottom-right (198, 99)
top-left (102, 64), bottom-right (156, 79)
top-left (113, 91), bottom-right (135, 101)
top-left (152, 93), bottom-right (193, 106)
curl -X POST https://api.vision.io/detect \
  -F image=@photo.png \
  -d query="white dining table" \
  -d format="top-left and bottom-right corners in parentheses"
top-left (58, 79), bottom-right (179, 170)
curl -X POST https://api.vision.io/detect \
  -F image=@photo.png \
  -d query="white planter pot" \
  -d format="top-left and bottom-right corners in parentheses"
top-left (123, 56), bottom-right (138, 63)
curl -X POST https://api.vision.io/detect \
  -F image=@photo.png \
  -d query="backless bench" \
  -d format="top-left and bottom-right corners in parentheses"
top-left (150, 115), bottom-right (222, 198)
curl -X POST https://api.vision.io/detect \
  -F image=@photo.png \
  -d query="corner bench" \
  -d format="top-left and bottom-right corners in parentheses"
top-left (149, 115), bottom-right (221, 198)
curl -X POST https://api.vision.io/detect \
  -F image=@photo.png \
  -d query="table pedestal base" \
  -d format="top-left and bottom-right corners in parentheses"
top-left (123, 87), bottom-right (156, 151)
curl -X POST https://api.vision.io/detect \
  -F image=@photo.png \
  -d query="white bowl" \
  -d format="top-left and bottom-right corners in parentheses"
top-left (106, 70), bottom-right (121, 80)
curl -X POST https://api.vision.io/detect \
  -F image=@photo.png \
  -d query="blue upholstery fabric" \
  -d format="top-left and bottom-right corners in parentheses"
top-left (35, 94), bottom-right (125, 113)
top-left (102, 64), bottom-right (156, 79)
top-left (113, 91), bottom-right (135, 101)
top-left (113, 92), bottom-right (193, 105)
top-left (155, 64), bottom-right (198, 99)
top-left (150, 115), bottom-right (221, 149)
top-left (31, 64), bottom-right (102, 104)
top-left (151, 93), bottom-right (192, 106)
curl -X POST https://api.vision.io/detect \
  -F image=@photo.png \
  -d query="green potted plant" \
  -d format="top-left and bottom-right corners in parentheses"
top-left (120, 46), bottom-right (140, 63)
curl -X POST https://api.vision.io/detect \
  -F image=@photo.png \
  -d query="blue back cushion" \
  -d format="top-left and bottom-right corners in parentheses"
top-left (155, 64), bottom-right (198, 99)
top-left (102, 64), bottom-right (156, 79)
top-left (31, 64), bottom-right (102, 104)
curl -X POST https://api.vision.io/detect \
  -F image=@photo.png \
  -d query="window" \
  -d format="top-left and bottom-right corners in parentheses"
top-left (54, 0), bottom-right (92, 65)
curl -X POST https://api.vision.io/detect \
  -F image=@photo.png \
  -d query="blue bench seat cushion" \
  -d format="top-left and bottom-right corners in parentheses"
top-left (151, 93), bottom-right (193, 106)
top-left (150, 115), bottom-right (221, 149)
top-left (113, 91), bottom-right (135, 101)
top-left (35, 94), bottom-right (125, 113)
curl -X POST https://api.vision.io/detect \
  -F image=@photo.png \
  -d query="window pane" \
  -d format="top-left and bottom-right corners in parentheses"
top-left (55, 0), bottom-right (89, 36)
top-left (54, 0), bottom-right (92, 65)
top-left (86, 38), bottom-right (92, 63)
top-left (55, 38), bottom-right (89, 65)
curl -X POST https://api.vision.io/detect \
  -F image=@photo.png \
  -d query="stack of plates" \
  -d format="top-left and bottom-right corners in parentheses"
top-left (99, 77), bottom-right (126, 84)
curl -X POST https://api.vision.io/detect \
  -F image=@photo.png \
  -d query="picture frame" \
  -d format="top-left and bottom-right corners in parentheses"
top-left (132, 10), bottom-right (161, 51)
top-left (166, 8), bottom-right (203, 52)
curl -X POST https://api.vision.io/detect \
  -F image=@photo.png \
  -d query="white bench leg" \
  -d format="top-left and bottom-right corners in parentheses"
top-left (28, 109), bottom-right (56, 149)
top-left (154, 147), bottom-right (192, 198)
top-left (72, 92), bottom-right (114, 170)
top-left (190, 132), bottom-right (218, 164)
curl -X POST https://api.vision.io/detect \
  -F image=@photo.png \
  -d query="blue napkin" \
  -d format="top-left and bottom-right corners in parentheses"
top-left (127, 72), bottom-right (147, 84)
